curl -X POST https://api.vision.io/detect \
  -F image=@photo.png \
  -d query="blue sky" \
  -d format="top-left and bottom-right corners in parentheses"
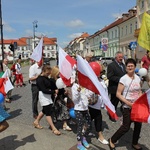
top-left (2, 0), bottom-right (136, 48)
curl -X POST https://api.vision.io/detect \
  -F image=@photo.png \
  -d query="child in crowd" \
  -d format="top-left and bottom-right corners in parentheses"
top-left (72, 79), bottom-right (92, 150)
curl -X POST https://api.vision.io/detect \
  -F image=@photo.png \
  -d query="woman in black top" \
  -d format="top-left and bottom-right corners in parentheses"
top-left (33, 65), bottom-right (61, 135)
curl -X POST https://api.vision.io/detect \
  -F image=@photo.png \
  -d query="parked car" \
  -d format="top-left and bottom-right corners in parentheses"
top-left (91, 56), bottom-right (114, 67)
top-left (43, 58), bottom-right (51, 65)
top-left (91, 55), bottom-right (102, 61)
top-left (100, 57), bottom-right (114, 67)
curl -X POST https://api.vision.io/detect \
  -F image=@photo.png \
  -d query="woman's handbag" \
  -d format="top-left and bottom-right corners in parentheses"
top-left (0, 120), bottom-right (9, 132)
top-left (120, 79), bottom-right (133, 112)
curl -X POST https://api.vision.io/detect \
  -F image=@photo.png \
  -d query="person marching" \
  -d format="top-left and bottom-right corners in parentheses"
top-left (72, 78), bottom-right (92, 150)
top-left (33, 65), bottom-right (61, 135)
top-left (108, 58), bottom-right (143, 150)
top-left (50, 66), bottom-right (72, 131)
top-left (140, 50), bottom-right (150, 87)
top-left (107, 51), bottom-right (126, 122)
top-left (15, 58), bottom-right (26, 87)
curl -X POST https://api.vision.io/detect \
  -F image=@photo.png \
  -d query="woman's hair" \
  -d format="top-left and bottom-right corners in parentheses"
top-left (50, 66), bottom-right (59, 80)
top-left (42, 65), bottom-right (51, 73)
top-left (125, 58), bottom-right (136, 67)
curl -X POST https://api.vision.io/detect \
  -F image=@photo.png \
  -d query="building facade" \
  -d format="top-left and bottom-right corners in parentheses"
top-left (0, 36), bottom-right (57, 61)
top-left (66, 1), bottom-right (150, 61)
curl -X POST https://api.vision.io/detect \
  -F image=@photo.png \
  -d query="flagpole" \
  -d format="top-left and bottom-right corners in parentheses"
top-left (33, 20), bottom-right (38, 49)
top-left (0, 0), bottom-right (4, 60)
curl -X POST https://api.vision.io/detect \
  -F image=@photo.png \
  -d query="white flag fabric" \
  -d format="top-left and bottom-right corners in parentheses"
top-left (77, 55), bottom-right (118, 120)
top-left (30, 37), bottom-right (43, 62)
top-left (2, 70), bottom-right (14, 93)
top-left (58, 46), bottom-right (76, 86)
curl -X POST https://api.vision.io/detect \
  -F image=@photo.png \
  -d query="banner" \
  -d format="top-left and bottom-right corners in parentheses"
top-left (138, 12), bottom-right (150, 51)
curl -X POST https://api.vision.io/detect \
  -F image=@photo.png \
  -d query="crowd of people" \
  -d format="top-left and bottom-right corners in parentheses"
top-left (0, 50), bottom-right (150, 150)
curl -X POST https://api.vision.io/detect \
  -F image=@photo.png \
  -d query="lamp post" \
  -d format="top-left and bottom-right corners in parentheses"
top-left (33, 20), bottom-right (38, 49)
top-left (0, 0), bottom-right (4, 60)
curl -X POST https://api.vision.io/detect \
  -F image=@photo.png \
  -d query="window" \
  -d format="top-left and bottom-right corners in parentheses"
top-left (125, 25), bottom-right (128, 35)
top-left (130, 23), bottom-right (132, 34)
top-left (141, 0), bottom-right (144, 8)
top-left (121, 27), bottom-right (123, 37)
top-left (135, 21), bottom-right (137, 30)
top-left (112, 31), bottom-right (113, 39)
top-left (115, 30), bottom-right (117, 38)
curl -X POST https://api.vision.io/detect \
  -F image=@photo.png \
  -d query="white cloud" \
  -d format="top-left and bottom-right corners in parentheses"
top-left (66, 19), bottom-right (84, 28)
top-left (3, 21), bottom-right (15, 32)
top-left (112, 13), bottom-right (122, 19)
top-left (68, 32), bottom-right (82, 39)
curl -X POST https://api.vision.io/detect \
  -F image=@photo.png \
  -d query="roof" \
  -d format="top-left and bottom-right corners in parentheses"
top-left (0, 36), bottom-right (57, 46)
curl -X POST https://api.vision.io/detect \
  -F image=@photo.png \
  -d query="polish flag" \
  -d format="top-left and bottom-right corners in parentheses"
top-left (131, 89), bottom-right (150, 123)
top-left (58, 46), bottom-right (76, 86)
top-left (30, 37), bottom-right (43, 62)
top-left (77, 55), bottom-right (118, 120)
top-left (0, 70), bottom-right (14, 96)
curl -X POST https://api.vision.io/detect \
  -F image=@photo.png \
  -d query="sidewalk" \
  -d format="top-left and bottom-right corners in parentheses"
top-left (0, 65), bottom-right (149, 150)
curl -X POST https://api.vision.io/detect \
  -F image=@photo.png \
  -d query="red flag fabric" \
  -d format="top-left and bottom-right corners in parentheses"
top-left (0, 70), bottom-right (14, 96)
top-left (77, 55), bottom-right (118, 120)
top-left (78, 72), bottom-right (99, 94)
top-left (0, 78), bottom-right (6, 96)
top-left (58, 46), bottom-right (76, 86)
top-left (131, 89), bottom-right (150, 123)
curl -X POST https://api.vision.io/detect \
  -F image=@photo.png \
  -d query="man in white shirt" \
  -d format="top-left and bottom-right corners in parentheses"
top-left (29, 60), bottom-right (43, 119)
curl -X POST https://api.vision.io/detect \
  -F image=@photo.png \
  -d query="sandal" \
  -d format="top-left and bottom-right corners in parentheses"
top-left (52, 129), bottom-right (61, 135)
top-left (63, 125), bottom-right (72, 131)
top-left (33, 122), bottom-right (43, 129)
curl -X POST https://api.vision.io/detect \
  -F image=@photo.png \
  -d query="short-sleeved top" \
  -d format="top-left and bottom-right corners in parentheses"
top-left (15, 63), bottom-right (22, 74)
top-left (120, 74), bottom-right (141, 108)
top-left (141, 55), bottom-right (150, 70)
top-left (29, 63), bottom-right (42, 84)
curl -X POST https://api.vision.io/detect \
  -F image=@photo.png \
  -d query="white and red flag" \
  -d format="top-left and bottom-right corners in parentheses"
top-left (0, 70), bottom-right (14, 96)
top-left (58, 46), bottom-right (76, 86)
top-left (131, 89), bottom-right (150, 123)
top-left (30, 37), bottom-right (43, 62)
top-left (77, 55), bottom-right (118, 120)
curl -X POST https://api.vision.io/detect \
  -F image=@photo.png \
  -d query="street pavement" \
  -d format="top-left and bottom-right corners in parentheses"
top-left (0, 60), bottom-right (150, 150)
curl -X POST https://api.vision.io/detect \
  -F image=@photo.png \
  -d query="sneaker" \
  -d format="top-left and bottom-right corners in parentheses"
top-left (77, 143), bottom-right (87, 150)
top-left (82, 139), bottom-right (90, 149)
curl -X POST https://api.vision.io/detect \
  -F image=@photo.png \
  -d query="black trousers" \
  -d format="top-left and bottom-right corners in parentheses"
top-left (88, 107), bottom-right (102, 132)
top-left (111, 108), bottom-right (142, 145)
top-left (75, 110), bottom-right (92, 142)
top-left (31, 84), bottom-right (39, 117)
top-left (110, 93), bottom-right (121, 110)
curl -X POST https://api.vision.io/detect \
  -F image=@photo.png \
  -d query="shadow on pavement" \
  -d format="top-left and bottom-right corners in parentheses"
top-left (11, 94), bottom-right (22, 101)
top-left (0, 134), bottom-right (36, 150)
top-left (7, 109), bottom-right (22, 119)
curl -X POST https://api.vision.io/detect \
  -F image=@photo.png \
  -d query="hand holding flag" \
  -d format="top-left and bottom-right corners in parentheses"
top-left (77, 55), bottom-right (118, 120)
top-left (58, 46), bottom-right (76, 86)
top-left (0, 70), bottom-right (14, 96)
